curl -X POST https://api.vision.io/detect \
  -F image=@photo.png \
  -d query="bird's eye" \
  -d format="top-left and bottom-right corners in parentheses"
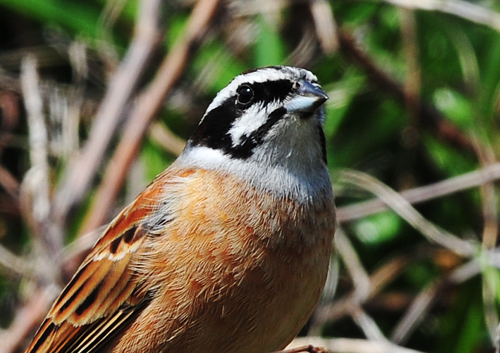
top-left (236, 85), bottom-right (254, 105)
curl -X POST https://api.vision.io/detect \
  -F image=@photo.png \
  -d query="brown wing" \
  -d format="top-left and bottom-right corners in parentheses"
top-left (25, 179), bottom-right (172, 353)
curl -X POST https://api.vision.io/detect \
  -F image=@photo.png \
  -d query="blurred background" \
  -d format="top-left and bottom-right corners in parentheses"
top-left (1, 0), bottom-right (500, 352)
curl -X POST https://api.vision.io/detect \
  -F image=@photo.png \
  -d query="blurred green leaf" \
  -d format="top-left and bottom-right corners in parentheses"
top-left (423, 134), bottom-right (475, 177)
top-left (352, 211), bottom-right (402, 245)
top-left (192, 40), bottom-right (246, 94)
top-left (433, 88), bottom-right (472, 129)
top-left (403, 262), bottom-right (438, 289)
top-left (141, 139), bottom-right (175, 182)
top-left (0, 0), bottom-right (103, 38)
top-left (254, 14), bottom-right (285, 67)
top-left (324, 72), bottom-right (365, 138)
top-left (434, 281), bottom-right (485, 353)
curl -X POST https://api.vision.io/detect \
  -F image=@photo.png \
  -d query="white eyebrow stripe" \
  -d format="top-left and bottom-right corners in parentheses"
top-left (203, 67), bottom-right (318, 118)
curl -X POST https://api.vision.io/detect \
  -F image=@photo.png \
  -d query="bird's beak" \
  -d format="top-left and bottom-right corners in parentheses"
top-left (284, 79), bottom-right (329, 114)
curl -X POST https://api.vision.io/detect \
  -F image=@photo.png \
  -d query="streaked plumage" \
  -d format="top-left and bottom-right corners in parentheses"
top-left (25, 66), bottom-right (336, 353)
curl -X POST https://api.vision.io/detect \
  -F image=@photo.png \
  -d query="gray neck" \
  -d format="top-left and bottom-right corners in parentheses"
top-left (176, 142), bottom-right (332, 204)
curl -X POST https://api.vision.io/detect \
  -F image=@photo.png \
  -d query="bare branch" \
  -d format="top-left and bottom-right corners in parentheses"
top-left (351, 306), bottom-right (389, 342)
top-left (309, 0), bottom-right (338, 54)
top-left (337, 162), bottom-right (500, 223)
top-left (334, 229), bottom-right (370, 302)
top-left (310, 251), bottom-right (419, 332)
top-left (288, 337), bottom-right (426, 353)
top-left (0, 165), bottom-right (20, 201)
top-left (372, 0), bottom-right (500, 33)
top-left (0, 244), bottom-right (32, 278)
top-left (20, 56), bottom-right (64, 280)
top-left (80, 0), bottom-right (222, 234)
top-left (21, 56), bottom-right (50, 228)
top-left (336, 169), bottom-right (476, 257)
top-left (390, 282), bottom-right (440, 344)
top-left (149, 122), bottom-right (186, 157)
top-left (54, 0), bottom-right (165, 224)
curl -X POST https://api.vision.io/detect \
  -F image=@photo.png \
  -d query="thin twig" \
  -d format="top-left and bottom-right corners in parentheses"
top-left (351, 305), bottom-right (389, 342)
top-left (334, 229), bottom-right (370, 302)
top-left (21, 56), bottom-right (51, 231)
top-left (149, 122), bottom-right (186, 157)
top-left (390, 281), bottom-right (440, 344)
top-left (310, 250), bottom-right (421, 333)
top-left (373, 0), bottom-right (500, 33)
top-left (398, 7), bottom-right (420, 123)
top-left (0, 165), bottom-right (20, 201)
top-left (0, 244), bottom-right (32, 278)
top-left (288, 337), bottom-right (426, 353)
top-left (80, 0), bottom-right (222, 234)
top-left (309, 0), bottom-right (338, 54)
top-left (337, 162), bottom-right (500, 222)
top-left (21, 56), bottom-right (63, 284)
top-left (53, 0), bottom-right (165, 225)
top-left (336, 169), bottom-right (476, 257)
top-left (483, 274), bottom-right (499, 346)
top-left (472, 137), bottom-right (499, 249)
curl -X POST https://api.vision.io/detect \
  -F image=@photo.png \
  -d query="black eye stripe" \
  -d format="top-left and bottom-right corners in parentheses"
top-left (233, 80), bottom-right (294, 109)
top-left (245, 80), bottom-right (293, 106)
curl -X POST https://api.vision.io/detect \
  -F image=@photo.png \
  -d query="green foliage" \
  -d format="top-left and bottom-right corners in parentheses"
top-left (0, 0), bottom-right (104, 39)
top-left (254, 14), bottom-right (285, 67)
top-left (1, 1), bottom-right (500, 352)
top-left (352, 211), bottom-right (402, 244)
top-left (434, 280), bottom-right (486, 353)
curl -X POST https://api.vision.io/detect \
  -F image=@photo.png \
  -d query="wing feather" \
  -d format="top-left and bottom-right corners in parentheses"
top-left (25, 172), bottom-right (183, 353)
top-left (25, 186), bottom-right (163, 353)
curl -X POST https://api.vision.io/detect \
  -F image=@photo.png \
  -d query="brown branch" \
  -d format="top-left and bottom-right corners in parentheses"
top-left (80, 0), bottom-right (222, 235)
top-left (398, 8), bottom-right (420, 123)
top-left (0, 165), bottom-right (20, 201)
top-left (149, 122), bottom-right (186, 157)
top-left (53, 0), bottom-right (165, 225)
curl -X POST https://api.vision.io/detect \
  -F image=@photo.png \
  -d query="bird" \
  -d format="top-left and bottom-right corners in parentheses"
top-left (24, 66), bottom-right (337, 353)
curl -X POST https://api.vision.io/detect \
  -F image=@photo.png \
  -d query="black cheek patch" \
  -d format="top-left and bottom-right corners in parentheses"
top-left (227, 107), bottom-right (287, 159)
top-left (189, 103), bottom-right (287, 160)
top-left (189, 80), bottom-right (293, 159)
top-left (189, 98), bottom-right (242, 151)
